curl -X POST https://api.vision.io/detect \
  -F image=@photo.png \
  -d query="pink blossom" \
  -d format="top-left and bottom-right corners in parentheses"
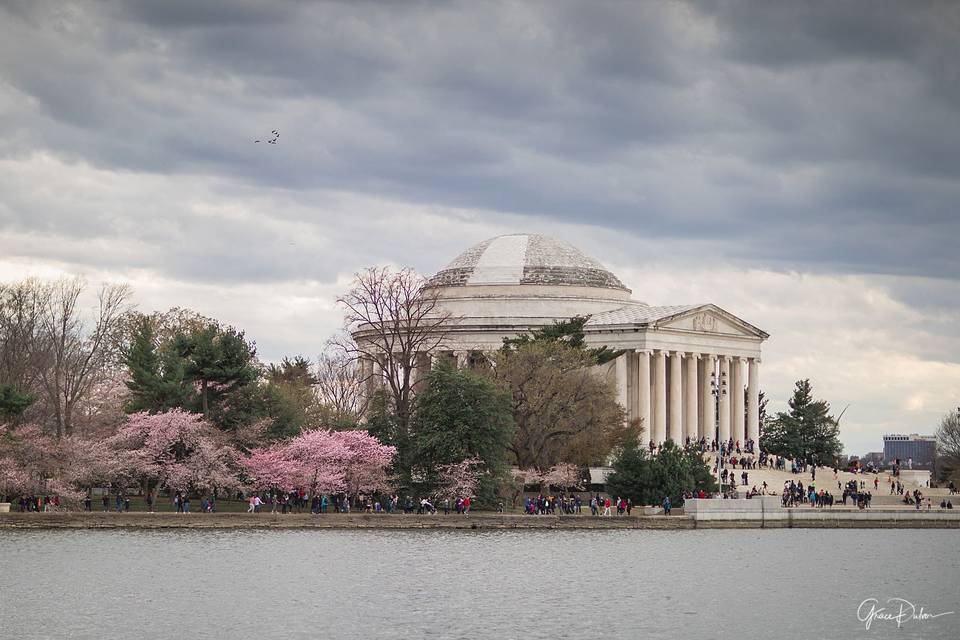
top-left (436, 458), bottom-right (484, 499)
top-left (241, 428), bottom-right (395, 496)
top-left (104, 409), bottom-right (239, 494)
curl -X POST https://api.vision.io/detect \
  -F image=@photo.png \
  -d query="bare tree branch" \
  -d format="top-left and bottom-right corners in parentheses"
top-left (313, 349), bottom-right (367, 424)
top-left (332, 266), bottom-right (456, 432)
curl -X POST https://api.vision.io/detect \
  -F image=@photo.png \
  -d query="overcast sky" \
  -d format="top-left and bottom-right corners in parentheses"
top-left (2, 1), bottom-right (958, 454)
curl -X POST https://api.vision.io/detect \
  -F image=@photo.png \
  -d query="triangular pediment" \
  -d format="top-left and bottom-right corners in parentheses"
top-left (654, 304), bottom-right (768, 338)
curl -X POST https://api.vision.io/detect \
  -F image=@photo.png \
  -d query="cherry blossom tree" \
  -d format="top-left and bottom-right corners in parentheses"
top-left (241, 428), bottom-right (395, 496)
top-left (435, 457), bottom-right (484, 499)
top-left (106, 409), bottom-right (240, 495)
top-left (0, 462), bottom-right (30, 498)
top-left (507, 464), bottom-right (583, 504)
top-left (71, 372), bottom-right (130, 439)
top-left (539, 463), bottom-right (584, 491)
top-left (240, 445), bottom-right (302, 492)
top-left (64, 436), bottom-right (128, 493)
top-left (0, 424), bottom-right (62, 494)
top-left (0, 423), bottom-right (88, 506)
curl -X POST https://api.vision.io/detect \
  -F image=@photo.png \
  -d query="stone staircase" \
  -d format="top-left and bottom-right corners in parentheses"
top-left (702, 452), bottom-right (950, 498)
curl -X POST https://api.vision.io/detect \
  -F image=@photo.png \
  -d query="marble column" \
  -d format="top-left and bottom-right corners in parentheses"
top-left (360, 356), bottom-right (375, 399)
top-left (653, 350), bottom-right (667, 445)
top-left (732, 356), bottom-right (745, 446)
top-left (626, 351), bottom-right (637, 422)
top-left (636, 350), bottom-right (651, 439)
top-left (747, 358), bottom-right (760, 448)
top-left (701, 354), bottom-right (716, 441)
top-left (718, 356), bottom-right (730, 444)
top-left (615, 353), bottom-right (629, 418)
top-left (669, 351), bottom-right (683, 443)
top-left (684, 353), bottom-right (699, 444)
top-left (454, 350), bottom-right (468, 369)
top-left (411, 352), bottom-right (431, 392)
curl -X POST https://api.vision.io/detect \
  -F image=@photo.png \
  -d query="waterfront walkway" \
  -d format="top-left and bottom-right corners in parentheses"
top-left (2, 509), bottom-right (959, 530)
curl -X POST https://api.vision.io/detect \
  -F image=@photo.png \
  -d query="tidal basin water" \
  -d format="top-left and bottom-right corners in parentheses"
top-left (1, 528), bottom-right (957, 640)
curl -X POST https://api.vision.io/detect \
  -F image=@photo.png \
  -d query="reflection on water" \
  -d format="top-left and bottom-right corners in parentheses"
top-left (0, 529), bottom-right (956, 640)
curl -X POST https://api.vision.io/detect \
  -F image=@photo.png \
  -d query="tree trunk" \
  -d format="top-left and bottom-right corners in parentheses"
top-left (201, 379), bottom-right (208, 418)
top-left (63, 398), bottom-right (73, 437)
top-left (53, 396), bottom-right (63, 440)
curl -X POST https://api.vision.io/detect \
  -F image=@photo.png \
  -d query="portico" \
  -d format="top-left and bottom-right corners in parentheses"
top-left (587, 304), bottom-right (767, 446)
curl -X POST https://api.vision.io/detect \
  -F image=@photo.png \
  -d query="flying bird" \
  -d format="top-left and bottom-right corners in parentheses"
top-left (254, 130), bottom-right (280, 144)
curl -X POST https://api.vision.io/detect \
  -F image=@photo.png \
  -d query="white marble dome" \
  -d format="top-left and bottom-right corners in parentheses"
top-left (428, 234), bottom-right (644, 350)
top-left (429, 233), bottom-right (630, 292)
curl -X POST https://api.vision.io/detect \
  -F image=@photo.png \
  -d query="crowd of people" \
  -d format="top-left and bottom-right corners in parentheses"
top-left (5, 444), bottom-right (956, 517)
top-left (523, 494), bottom-right (583, 515)
top-left (242, 491), bottom-right (477, 516)
top-left (10, 495), bottom-right (61, 512)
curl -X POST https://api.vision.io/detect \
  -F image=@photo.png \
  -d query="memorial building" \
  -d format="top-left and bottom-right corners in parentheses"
top-left (373, 233), bottom-right (769, 446)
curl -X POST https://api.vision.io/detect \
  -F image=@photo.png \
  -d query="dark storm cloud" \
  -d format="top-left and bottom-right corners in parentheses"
top-left (0, 0), bottom-right (958, 285)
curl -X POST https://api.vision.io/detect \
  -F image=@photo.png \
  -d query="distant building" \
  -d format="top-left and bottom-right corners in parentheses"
top-left (883, 434), bottom-right (936, 469)
top-left (861, 451), bottom-right (884, 468)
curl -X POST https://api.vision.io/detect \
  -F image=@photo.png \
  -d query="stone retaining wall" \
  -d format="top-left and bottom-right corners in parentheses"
top-left (686, 498), bottom-right (960, 528)
top-left (0, 512), bottom-right (693, 530)
top-left (2, 510), bottom-right (958, 530)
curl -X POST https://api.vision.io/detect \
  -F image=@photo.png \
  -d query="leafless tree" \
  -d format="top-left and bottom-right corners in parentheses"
top-left (35, 278), bottom-right (132, 438)
top-left (0, 279), bottom-right (48, 401)
top-left (936, 408), bottom-right (960, 483)
top-left (333, 266), bottom-right (454, 433)
top-left (314, 350), bottom-right (367, 424)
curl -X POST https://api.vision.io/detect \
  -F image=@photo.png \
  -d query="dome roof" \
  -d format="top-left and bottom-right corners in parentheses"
top-left (429, 233), bottom-right (629, 292)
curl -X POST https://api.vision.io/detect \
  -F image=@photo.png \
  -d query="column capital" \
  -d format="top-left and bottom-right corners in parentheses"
top-left (686, 352), bottom-right (701, 359)
top-left (634, 348), bottom-right (652, 355)
top-left (671, 350), bottom-right (684, 359)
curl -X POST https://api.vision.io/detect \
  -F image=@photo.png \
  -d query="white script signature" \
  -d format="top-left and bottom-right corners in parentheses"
top-left (857, 598), bottom-right (954, 630)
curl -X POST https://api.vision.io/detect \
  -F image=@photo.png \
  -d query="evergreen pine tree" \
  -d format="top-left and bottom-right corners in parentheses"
top-left (761, 379), bottom-right (842, 464)
top-left (123, 318), bottom-right (162, 413)
top-left (0, 383), bottom-right (34, 421)
top-left (501, 315), bottom-right (623, 364)
top-left (172, 324), bottom-right (258, 418)
top-left (605, 437), bottom-right (717, 506)
top-left (408, 360), bottom-right (514, 502)
top-left (123, 317), bottom-right (191, 413)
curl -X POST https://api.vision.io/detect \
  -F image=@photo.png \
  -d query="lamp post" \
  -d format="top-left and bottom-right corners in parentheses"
top-left (710, 366), bottom-right (727, 498)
